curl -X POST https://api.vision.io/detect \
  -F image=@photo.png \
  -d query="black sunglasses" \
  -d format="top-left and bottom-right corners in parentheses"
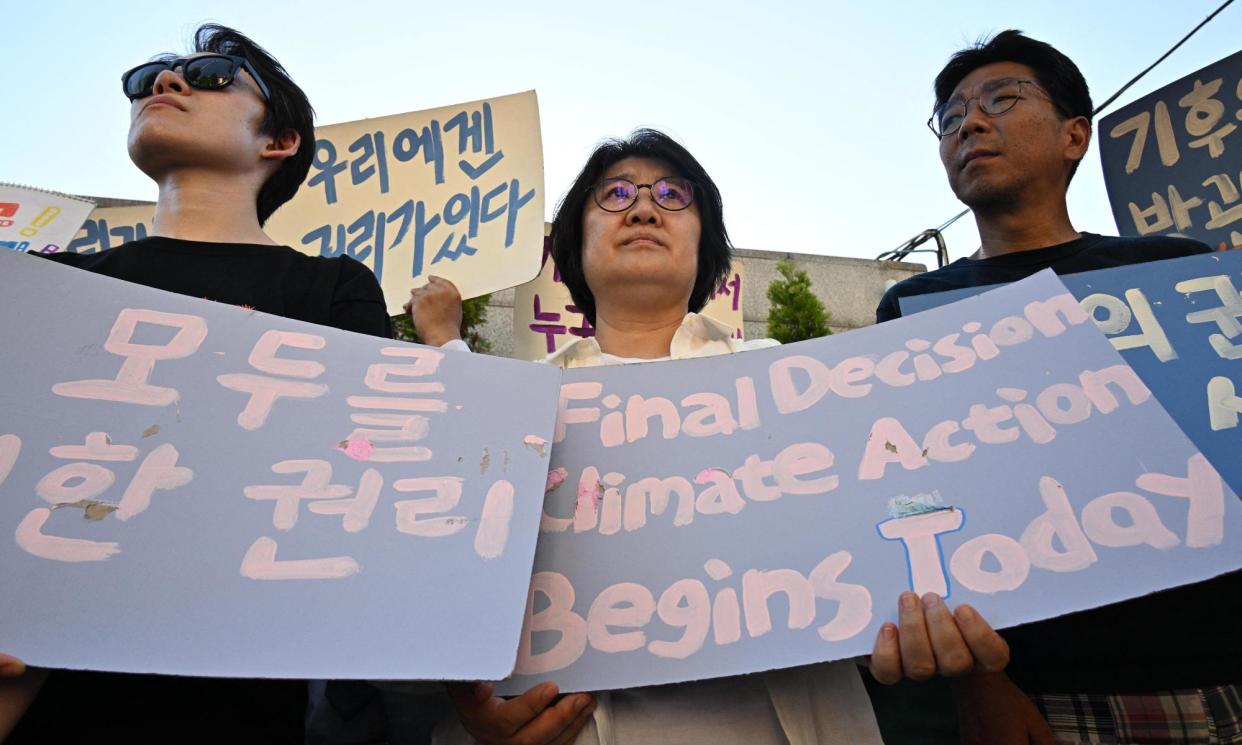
top-left (121, 54), bottom-right (271, 102)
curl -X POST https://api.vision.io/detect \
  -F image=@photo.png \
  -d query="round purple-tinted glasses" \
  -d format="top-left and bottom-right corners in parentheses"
top-left (590, 177), bottom-right (696, 212)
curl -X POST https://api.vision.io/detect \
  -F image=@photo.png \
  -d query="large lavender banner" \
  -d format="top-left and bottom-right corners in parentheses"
top-left (502, 270), bottom-right (1241, 692)
top-left (0, 251), bottom-right (559, 680)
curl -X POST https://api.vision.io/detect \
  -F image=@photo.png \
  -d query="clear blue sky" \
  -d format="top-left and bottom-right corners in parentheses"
top-left (4, 0), bottom-right (1237, 266)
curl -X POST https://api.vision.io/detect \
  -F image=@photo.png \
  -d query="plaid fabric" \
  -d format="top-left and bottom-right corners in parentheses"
top-left (1031, 685), bottom-right (1242, 744)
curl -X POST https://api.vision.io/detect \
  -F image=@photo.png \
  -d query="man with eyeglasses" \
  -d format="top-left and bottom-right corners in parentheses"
top-left (0, 24), bottom-right (391, 744)
top-left (872, 30), bottom-right (1238, 745)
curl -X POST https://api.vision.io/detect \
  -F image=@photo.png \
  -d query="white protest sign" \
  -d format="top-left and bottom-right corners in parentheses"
top-left (512, 240), bottom-right (746, 361)
top-left (0, 183), bottom-right (95, 255)
top-left (499, 270), bottom-right (1242, 693)
top-left (66, 92), bottom-right (546, 311)
top-left (0, 251), bottom-right (559, 680)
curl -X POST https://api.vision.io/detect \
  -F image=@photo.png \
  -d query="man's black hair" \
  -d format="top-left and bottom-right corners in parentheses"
top-left (188, 24), bottom-right (315, 225)
top-left (934, 30), bottom-right (1093, 182)
top-left (550, 128), bottom-right (732, 326)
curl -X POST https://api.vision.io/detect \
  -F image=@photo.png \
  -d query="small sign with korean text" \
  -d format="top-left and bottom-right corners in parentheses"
top-left (1100, 51), bottom-right (1242, 250)
top-left (0, 184), bottom-right (95, 255)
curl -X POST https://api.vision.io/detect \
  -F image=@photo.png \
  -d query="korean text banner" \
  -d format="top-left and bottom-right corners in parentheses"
top-left (68, 204), bottom-right (155, 256)
top-left (500, 270), bottom-right (1241, 693)
top-left (0, 184), bottom-right (95, 255)
top-left (1099, 51), bottom-right (1242, 249)
top-left (0, 251), bottom-right (560, 680)
top-left (68, 91), bottom-right (545, 310)
top-left (900, 251), bottom-right (1242, 496)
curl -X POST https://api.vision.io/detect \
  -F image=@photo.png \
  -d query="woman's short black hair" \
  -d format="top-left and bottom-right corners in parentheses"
top-left (550, 128), bottom-right (732, 326)
top-left (190, 24), bottom-right (315, 226)
top-left (934, 30), bottom-right (1093, 183)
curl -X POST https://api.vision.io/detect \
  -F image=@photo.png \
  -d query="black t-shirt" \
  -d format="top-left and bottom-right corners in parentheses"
top-left (875, 232), bottom-right (1239, 693)
top-left (40, 236), bottom-right (392, 338)
top-left (876, 231), bottom-right (1211, 323)
top-left (11, 237), bottom-right (391, 744)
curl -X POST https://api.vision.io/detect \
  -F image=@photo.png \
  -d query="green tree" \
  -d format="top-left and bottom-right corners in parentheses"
top-left (765, 259), bottom-right (832, 343)
top-left (391, 293), bottom-right (493, 354)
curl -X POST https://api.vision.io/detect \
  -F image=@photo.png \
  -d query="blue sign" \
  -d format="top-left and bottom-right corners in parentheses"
top-left (901, 251), bottom-right (1242, 496)
top-left (1099, 51), bottom-right (1242, 250)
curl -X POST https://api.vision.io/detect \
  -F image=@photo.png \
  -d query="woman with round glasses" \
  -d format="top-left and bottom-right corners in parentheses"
top-left (420, 130), bottom-right (884, 745)
top-left (543, 129), bottom-right (772, 366)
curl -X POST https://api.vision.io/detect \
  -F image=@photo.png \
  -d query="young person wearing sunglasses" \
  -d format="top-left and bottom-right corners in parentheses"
top-left (32, 26), bottom-right (389, 340)
top-left (0, 24), bottom-right (390, 744)
top-left (872, 31), bottom-right (1237, 745)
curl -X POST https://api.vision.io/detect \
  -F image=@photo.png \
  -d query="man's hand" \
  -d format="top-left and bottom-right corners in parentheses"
top-left (0, 655), bottom-right (46, 740)
top-left (0, 655), bottom-right (24, 679)
top-left (446, 681), bottom-right (595, 745)
top-left (1217, 241), bottom-right (1242, 252)
top-left (953, 671), bottom-right (1055, 745)
top-left (404, 276), bottom-right (463, 348)
top-left (869, 592), bottom-right (1009, 683)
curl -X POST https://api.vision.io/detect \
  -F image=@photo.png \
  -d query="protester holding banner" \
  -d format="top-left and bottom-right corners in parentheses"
top-left (412, 129), bottom-right (1006, 745)
top-left (0, 25), bottom-right (390, 744)
top-left (874, 30), bottom-right (1239, 745)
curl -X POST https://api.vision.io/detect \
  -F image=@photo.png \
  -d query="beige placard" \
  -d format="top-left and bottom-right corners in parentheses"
top-left (68, 205), bottom-right (156, 255)
top-left (69, 91), bottom-right (545, 313)
top-left (511, 245), bottom-right (745, 361)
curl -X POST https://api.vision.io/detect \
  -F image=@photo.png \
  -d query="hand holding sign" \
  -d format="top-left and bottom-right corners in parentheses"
top-left (868, 592), bottom-right (1008, 684)
top-left (446, 681), bottom-right (595, 745)
top-left (0, 654), bottom-right (25, 678)
top-left (0, 660), bottom-right (46, 742)
top-left (405, 276), bottom-right (464, 347)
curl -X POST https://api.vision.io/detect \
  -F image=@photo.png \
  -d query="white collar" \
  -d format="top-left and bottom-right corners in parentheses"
top-left (544, 312), bottom-right (744, 368)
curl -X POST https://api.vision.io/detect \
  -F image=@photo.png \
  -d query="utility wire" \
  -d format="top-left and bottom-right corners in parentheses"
top-left (879, 0), bottom-right (1236, 264)
top-left (1092, 0), bottom-right (1235, 115)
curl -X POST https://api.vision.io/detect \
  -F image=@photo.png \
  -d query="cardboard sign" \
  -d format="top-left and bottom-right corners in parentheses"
top-left (512, 239), bottom-right (747, 361)
top-left (1099, 51), bottom-right (1242, 249)
top-left (900, 251), bottom-right (1242, 496)
top-left (499, 270), bottom-right (1241, 693)
top-left (0, 251), bottom-right (560, 680)
top-left (64, 91), bottom-right (546, 311)
top-left (0, 184), bottom-right (95, 255)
